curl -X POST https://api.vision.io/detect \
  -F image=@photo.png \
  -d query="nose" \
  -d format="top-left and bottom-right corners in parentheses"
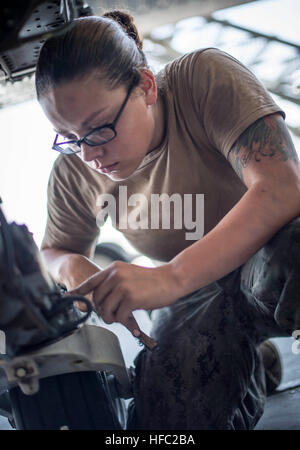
top-left (80, 142), bottom-right (105, 163)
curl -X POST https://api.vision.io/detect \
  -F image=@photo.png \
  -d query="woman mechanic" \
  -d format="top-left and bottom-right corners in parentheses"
top-left (36, 11), bottom-right (300, 429)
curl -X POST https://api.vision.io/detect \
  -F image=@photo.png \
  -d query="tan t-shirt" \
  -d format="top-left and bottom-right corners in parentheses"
top-left (42, 48), bottom-right (284, 262)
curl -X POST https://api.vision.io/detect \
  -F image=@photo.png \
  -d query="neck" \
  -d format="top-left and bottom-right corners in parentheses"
top-left (147, 90), bottom-right (166, 154)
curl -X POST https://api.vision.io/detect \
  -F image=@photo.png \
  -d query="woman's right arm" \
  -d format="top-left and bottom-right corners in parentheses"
top-left (41, 246), bottom-right (144, 336)
top-left (41, 246), bottom-right (101, 293)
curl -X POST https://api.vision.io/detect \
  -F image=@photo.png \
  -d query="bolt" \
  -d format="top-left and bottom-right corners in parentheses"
top-left (15, 367), bottom-right (27, 378)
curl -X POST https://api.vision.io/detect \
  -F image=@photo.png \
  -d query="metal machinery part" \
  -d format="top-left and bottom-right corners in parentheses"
top-left (0, 317), bottom-right (132, 398)
top-left (0, 0), bottom-right (93, 82)
top-left (0, 202), bottom-right (91, 358)
top-left (0, 202), bottom-right (132, 428)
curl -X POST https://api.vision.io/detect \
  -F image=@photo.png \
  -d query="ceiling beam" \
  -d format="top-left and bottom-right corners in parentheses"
top-left (90, 0), bottom-right (258, 35)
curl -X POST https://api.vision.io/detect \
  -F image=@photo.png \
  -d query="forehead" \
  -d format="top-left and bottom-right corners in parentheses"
top-left (39, 75), bottom-right (126, 133)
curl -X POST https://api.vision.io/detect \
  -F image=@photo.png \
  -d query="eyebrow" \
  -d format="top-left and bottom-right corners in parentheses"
top-left (55, 107), bottom-right (109, 136)
top-left (81, 106), bottom-right (109, 127)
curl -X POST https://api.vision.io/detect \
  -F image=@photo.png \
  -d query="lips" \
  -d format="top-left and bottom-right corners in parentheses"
top-left (98, 162), bottom-right (119, 173)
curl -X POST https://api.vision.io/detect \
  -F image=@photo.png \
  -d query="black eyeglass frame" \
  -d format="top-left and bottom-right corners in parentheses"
top-left (52, 79), bottom-right (136, 155)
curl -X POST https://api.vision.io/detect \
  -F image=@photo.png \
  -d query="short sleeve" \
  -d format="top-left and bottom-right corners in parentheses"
top-left (42, 155), bottom-right (100, 255)
top-left (190, 48), bottom-right (285, 159)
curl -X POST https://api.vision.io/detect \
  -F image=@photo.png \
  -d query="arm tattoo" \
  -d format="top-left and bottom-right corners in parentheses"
top-left (228, 114), bottom-right (299, 182)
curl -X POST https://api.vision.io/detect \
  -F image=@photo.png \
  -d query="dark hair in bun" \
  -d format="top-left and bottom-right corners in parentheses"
top-left (35, 11), bottom-right (148, 99)
top-left (103, 10), bottom-right (144, 51)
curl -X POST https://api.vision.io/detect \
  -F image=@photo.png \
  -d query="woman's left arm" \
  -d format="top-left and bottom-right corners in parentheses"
top-left (171, 112), bottom-right (300, 296)
top-left (68, 113), bottom-right (300, 327)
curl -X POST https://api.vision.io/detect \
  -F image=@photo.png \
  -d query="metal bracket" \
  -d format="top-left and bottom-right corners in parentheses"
top-left (0, 356), bottom-right (40, 395)
top-left (0, 320), bottom-right (132, 398)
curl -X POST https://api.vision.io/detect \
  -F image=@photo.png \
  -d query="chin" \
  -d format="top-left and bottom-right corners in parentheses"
top-left (107, 173), bottom-right (127, 181)
top-left (106, 162), bottom-right (141, 181)
top-left (105, 169), bottom-right (133, 182)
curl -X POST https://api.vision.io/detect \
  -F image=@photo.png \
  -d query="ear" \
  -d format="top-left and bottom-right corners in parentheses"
top-left (138, 69), bottom-right (157, 107)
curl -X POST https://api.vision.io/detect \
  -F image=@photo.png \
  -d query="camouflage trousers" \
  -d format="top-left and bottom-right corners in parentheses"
top-left (127, 217), bottom-right (300, 430)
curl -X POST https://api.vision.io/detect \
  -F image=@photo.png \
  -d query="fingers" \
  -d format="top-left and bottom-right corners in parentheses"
top-left (96, 287), bottom-right (123, 323)
top-left (67, 269), bottom-right (109, 297)
top-left (65, 262), bottom-right (141, 337)
top-left (92, 266), bottom-right (126, 308)
top-left (97, 289), bottom-right (141, 337)
top-left (73, 300), bottom-right (88, 312)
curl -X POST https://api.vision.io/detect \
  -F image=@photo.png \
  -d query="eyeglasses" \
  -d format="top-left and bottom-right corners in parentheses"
top-left (52, 80), bottom-right (136, 155)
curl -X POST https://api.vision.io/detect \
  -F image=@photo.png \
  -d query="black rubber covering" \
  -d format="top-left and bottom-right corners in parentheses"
top-left (9, 370), bottom-right (126, 430)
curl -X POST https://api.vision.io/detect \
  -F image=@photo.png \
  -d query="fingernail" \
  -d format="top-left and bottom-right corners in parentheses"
top-left (133, 329), bottom-right (141, 337)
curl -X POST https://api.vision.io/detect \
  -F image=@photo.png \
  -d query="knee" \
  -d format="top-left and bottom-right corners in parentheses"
top-left (247, 217), bottom-right (300, 290)
top-left (239, 217), bottom-right (300, 336)
top-left (274, 265), bottom-right (300, 335)
top-left (268, 217), bottom-right (300, 262)
top-left (267, 218), bottom-right (300, 334)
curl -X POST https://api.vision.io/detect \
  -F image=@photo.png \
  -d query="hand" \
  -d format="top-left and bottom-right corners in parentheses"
top-left (66, 261), bottom-right (181, 333)
top-left (59, 253), bottom-right (102, 312)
